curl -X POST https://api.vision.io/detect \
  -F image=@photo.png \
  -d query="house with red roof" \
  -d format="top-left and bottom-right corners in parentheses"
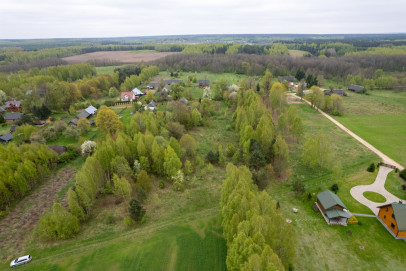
top-left (121, 92), bottom-right (136, 102)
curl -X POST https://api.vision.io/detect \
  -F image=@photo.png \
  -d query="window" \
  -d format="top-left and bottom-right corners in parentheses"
top-left (391, 223), bottom-right (395, 229)
top-left (392, 214), bottom-right (395, 219)
top-left (384, 215), bottom-right (386, 219)
top-left (386, 207), bottom-right (388, 212)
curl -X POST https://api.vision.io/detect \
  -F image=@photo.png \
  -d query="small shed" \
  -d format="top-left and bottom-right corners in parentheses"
top-left (179, 97), bottom-right (189, 105)
top-left (85, 105), bottom-right (97, 115)
top-left (324, 89), bottom-right (348, 96)
top-left (348, 84), bottom-right (364, 92)
top-left (278, 76), bottom-right (295, 83)
top-left (377, 201), bottom-right (406, 239)
top-left (198, 80), bottom-right (210, 88)
top-left (316, 190), bottom-right (351, 225)
top-left (0, 133), bottom-right (13, 142)
top-left (4, 112), bottom-right (23, 123)
top-left (147, 82), bottom-right (159, 89)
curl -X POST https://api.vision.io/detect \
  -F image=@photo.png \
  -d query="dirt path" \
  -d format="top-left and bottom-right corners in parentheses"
top-left (287, 93), bottom-right (404, 170)
top-left (0, 166), bottom-right (76, 257)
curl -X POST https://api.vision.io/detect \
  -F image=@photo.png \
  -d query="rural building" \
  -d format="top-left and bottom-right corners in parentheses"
top-left (84, 105), bottom-right (97, 115)
top-left (162, 84), bottom-right (171, 93)
top-left (348, 84), bottom-right (364, 92)
top-left (377, 201), bottom-right (406, 239)
top-left (144, 101), bottom-right (157, 111)
top-left (132, 88), bottom-right (144, 97)
top-left (147, 82), bottom-right (159, 89)
top-left (5, 100), bottom-right (22, 112)
top-left (121, 92), bottom-right (136, 102)
top-left (0, 133), bottom-right (13, 143)
top-left (324, 89), bottom-right (348, 96)
top-left (278, 76), bottom-right (295, 83)
top-left (164, 79), bottom-right (183, 85)
top-left (316, 190), bottom-right (351, 225)
top-left (4, 112), bottom-right (23, 123)
top-left (179, 97), bottom-right (189, 105)
top-left (48, 146), bottom-right (68, 155)
top-left (198, 80), bottom-right (210, 88)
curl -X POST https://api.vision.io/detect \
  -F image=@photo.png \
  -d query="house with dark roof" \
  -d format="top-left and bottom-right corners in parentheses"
top-left (147, 82), bottom-right (159, 89)
top-left (348, 84), bottom-right (365, 92)
top-left (377, 201), bottom-right (406, 239)
top-left (278, 76), bottom-right (295, 83)
top-left (4, 112), bottom-right (23, 123)
top-left (316, 190), bottom-right (351, 225)
top-left (144, 101), bottom-right (157, 111)
top-left (198, 80), bottom-right (210, 88)
top-left (164, 79), bottom-right (183, 85)
top-left (0, 133), bottom-right (13, 143)
top-left (324, 89), bottom-right (348, 96)
top-left (5, 100), bottom-right (22, 112)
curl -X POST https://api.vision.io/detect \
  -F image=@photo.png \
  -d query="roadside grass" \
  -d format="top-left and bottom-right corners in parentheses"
top-left (363, 191), bottom-right (386, 203)
top-left (334, 113), bottom-right (406, 167)
top-left (384, 172), bottom-right (406, 200)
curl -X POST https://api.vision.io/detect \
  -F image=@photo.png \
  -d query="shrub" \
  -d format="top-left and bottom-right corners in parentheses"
top-left (167, 121), bottom-right (185, 139)
top-left (128, 199), bottom-right (146, 222)
top-left (81, 140), bottom-right (97, 156)
top-left (292, 179), bottom-right (305, 196)
top-left (137, 188), bottom-right (147, 203)
top-left (348, 216), bottom-right (358, 224)
top-left (123, 216), bottom-right (135, 227)
top-left (367, 163), bottom-right (375, 172)
top-left (206, 150), bottom-right (219, 164)
top-left (104, 100), bottom-right (115, 107)
top-left (331, 184), bottom-right (339, 194)
top-left (400, 169), bottom-right (406, 181)
top-left (159, 180), bottom-right (165, 189)
top-left (172, 170), bottom-right (185, 191)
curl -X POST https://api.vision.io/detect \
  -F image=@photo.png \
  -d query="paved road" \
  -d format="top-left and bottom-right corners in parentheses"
top-left (350, 166), bottom-right (402, 215)
top-left (288, 93), bottom-right (404, 170)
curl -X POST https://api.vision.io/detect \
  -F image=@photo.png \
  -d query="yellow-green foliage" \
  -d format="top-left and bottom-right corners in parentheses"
top-left (349, 216), bottom-right (358, 224)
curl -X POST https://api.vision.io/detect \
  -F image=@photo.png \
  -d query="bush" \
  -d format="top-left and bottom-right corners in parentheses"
top-left (167, 121), bottom-right (186, 139)
top-left (292, 179), bottom-right (305, 196)
top-left (206, 150), bottom-right (219, 164)
top-left (402, 184), bottom-right (406, 191)
top-left (367, 163), bottom-right (375, 172)
top-left (123, 216), bottom-right (135, 227)
top-left (159, 180), bottom-right (165, 189)
top-left (128, 198), bottom-right (146, 222)
top-left (400, 169), bottom-right (406, 181)
top-left (348, 216), bottom-right (358, 224)
top-left (104, 100), bottom-right (115, 107)
top-left (331, 184), bottom-right (339, 194)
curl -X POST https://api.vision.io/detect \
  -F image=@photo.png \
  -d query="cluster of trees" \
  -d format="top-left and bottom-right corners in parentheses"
top-left (346, 69), bottom-right (406, 90)
top-left (305, 86), bottom-right (344, 115)
top-left (120, 65), bottom-right (160, 91)
top-left (153, 53), bottom-right (406, 80)
top-left (232, 84), bottom-right (304, 183)
top-left (0, 143), bottom-right (57, 215)
top-left (38, 105), bottom-right (205, 239)
top-left (221, 164), bottom-right (296, 270)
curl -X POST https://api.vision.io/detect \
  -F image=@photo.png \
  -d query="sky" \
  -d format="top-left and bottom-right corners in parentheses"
top-left (1, 0), bottom-right (406, 39)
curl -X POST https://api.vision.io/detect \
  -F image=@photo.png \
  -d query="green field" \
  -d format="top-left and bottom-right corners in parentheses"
top-left (95, 66), bottom-right (121, 75)
top-left (6, 215), bottom-right (226, 271)
top-left (335, 114), bottom-right (406, 167)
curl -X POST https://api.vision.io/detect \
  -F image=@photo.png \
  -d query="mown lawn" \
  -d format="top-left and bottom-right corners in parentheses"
top-left (334, 113), bottom-right (406, 167)
top-left (95, 65), bottom-right (121, 75)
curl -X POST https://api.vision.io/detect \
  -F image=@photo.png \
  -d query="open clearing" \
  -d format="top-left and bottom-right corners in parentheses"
top-left (0, 167), bottom-right (76, 260)
top-left (62, 51), bottom-right (180, 64)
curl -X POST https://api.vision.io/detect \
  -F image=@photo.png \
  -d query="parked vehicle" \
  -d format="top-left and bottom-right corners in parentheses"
top-left (10, 255), bottom-right (32, 267)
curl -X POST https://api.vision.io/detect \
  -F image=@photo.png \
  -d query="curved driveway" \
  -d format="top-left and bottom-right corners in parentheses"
top-left (350, 166), bottom-right (401, 215)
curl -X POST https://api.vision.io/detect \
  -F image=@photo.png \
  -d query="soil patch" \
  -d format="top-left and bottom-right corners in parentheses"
top-left (0, 166), bottom-right (76, 259)
top-left (62, 51), bottom-right (180, 64)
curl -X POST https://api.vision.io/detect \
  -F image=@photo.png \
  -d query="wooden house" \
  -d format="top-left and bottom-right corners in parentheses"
top-left (198, 80), bottom-right (210, 88)
top-left (348, 84), bottom-right (364, 92)
top-left (377, 201), bottom-right (406, 239)
top-left (4, 112), bottom-right (23, 123)
top-left (5, 100), bottom-right (22, 112)
top-left (316, 190), bottom-right (351, 225)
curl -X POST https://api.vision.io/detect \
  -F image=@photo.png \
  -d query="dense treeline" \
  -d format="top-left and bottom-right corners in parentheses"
top-left (0, 58), bottom-right (66, 73)
top-left (153, 54), bottom-right (406, 79)
top-left (0, 143), bottom-right (57, 215)
top-left (221, 164), bottom-right (296, 270)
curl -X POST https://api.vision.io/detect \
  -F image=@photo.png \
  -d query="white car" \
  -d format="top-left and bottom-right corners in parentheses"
top-left (10, 255), bottom-right (32, 267)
